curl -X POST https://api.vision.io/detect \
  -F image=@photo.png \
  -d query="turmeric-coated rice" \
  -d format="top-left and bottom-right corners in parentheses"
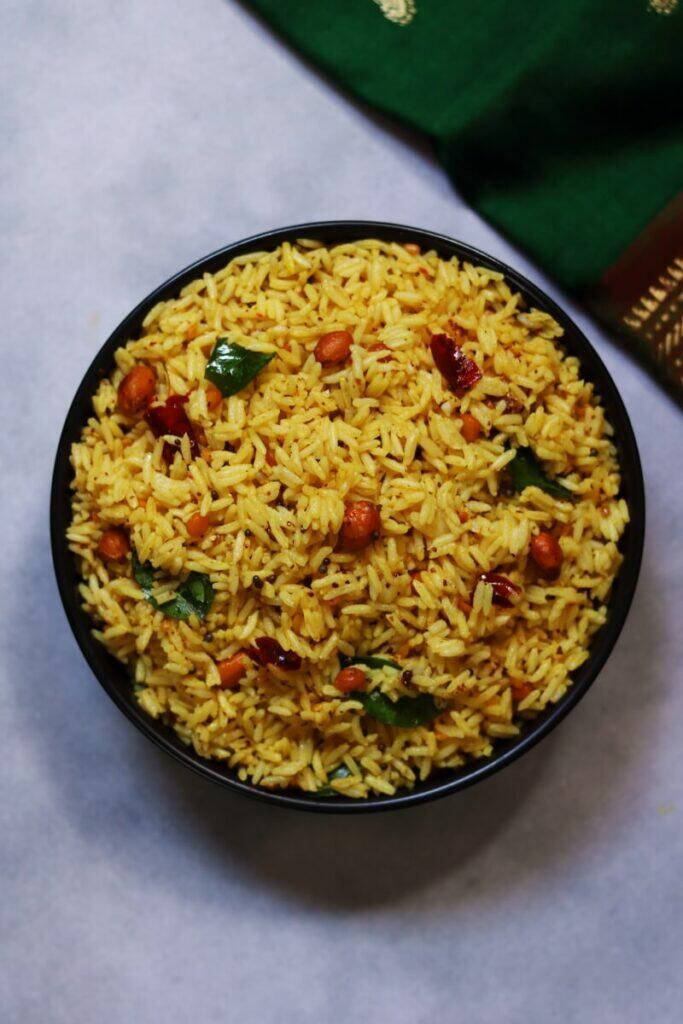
top-left (67, 239), bottom-right (628, 798)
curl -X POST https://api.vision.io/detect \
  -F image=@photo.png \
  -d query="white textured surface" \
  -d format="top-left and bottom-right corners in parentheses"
top-left (1, 3), bottom-right (682, 1022)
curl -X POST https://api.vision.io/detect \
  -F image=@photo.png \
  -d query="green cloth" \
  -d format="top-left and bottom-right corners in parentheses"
top-left (245, 0), bottom-right (682, 292)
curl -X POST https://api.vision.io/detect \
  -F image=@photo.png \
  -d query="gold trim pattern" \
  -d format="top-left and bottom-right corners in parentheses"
top-left (648, 0), bottom-right (679, 14)
top-left (372, 1), bottom-right (416, 26)
top-left (595, 192), bottom-right (683, 397)
top-left (623, 256), bottom-right (683, 376)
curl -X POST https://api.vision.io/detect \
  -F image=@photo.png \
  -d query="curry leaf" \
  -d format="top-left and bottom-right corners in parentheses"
top-left (340, 654), bottom-right (401, 671)
top-left (508, 447), bottom-right (573, 500)
top-left (159, 572), bottom-right (214, 620)
top-left (316, 764), bottom-right (354, 797)
top-left (205, 337), bottom-right (275, 397)
top-left (132, 552), bottom-right (214, 620)
top-left (352, 690), bottom-right (440, 728)
top-left (132, 551), bottom-right (159, 604)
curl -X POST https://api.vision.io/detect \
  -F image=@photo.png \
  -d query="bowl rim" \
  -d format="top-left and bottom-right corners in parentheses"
top-left (50, 220), bottom-right (645, 813)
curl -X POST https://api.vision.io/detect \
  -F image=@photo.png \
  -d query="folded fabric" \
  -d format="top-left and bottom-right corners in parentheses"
top-left (245, 0), bottom-right (683, 401)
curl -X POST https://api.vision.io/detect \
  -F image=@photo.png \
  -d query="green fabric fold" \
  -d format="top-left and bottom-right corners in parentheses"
top-left (245, 0), bottom-right (682, 291)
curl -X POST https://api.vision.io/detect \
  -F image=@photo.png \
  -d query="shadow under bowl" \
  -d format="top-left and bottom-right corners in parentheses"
top-left (50, 220), bottom-right (646, 813)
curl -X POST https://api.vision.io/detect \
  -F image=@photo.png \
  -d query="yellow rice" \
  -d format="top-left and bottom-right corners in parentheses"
top-left (67, 239), bottom-right (628, 798)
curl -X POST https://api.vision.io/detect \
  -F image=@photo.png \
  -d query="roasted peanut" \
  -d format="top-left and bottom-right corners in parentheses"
top-left (117, 365), bottom-right (156, 415)
top-left (460, 412), bottom-right (482, 443)
top-left (314, 330), bottom-right (353, 366)
top-left (339, 501), bottom-right (381, 552)
top-left (217, 653), bottom-right (247, 689)
top-left (187, 512), bottom-right (210, 538)
top-left (97, 528), bottom-right (130, 561)
top-left (529, 532), bottom-right (563, 572)
top-left (205, 382), bottom-right (223, 411)
top-left (334, 667), bottom-right (367, 693)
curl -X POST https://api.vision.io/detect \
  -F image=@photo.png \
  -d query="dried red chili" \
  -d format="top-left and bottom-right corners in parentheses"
top-left (145, 394), bottom-right (199, 463)
top-left (248, 636), bottom-right (302, 671)
top-left (474, 571), bottom-right (522, 608)
top-left (430, 334), bottom-right (482, 394)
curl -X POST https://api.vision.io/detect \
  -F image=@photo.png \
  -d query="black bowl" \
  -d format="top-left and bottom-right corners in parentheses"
top-left (50, 221), bottom-right (645, 813)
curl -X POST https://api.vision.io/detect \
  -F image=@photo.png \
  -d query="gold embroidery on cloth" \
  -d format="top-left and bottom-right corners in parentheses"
top-left (623, 256), bottom-right (683, 377)
top-left (372, 1), bottom-right (417, 26)
top-left (648, 0), bottom-right (678, 14)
